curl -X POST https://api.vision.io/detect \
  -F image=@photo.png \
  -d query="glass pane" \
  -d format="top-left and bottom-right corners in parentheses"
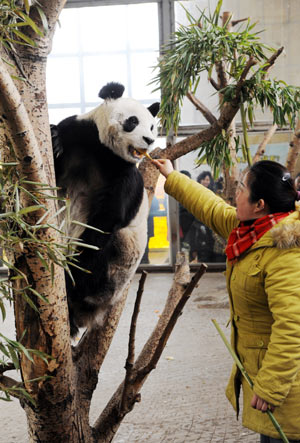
top-left (48, 3), bottom-right (160, 111)
top-left (128, 3), bottom-right (159, 50)
top-left (130, 52), bottom-right (160, 101)
top-left (80, 5), bottom-right (128, 52)
top-left (141, 175), bottom-right (170, 266)
top-left (83, 55), bottom-right (128, 103)
top-left (177, 147), bottom-right (226, 264)
top-left (47, 57), bottom-right (80, 103)
top-left (51, 8), bottom-right (80, 55)
top-left (48, 108), bottom-right (81, 125)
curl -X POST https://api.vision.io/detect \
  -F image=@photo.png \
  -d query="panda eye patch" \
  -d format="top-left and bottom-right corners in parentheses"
top-left (123, 116), bottom-right (139, 132)
top-left (151, 124), bottom-right (154, 131)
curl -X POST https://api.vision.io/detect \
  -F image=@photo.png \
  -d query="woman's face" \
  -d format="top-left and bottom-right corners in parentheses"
top-left (201, 175), bottom-right (211, 187)
top-left (235, 173), bottom-right (261, 221)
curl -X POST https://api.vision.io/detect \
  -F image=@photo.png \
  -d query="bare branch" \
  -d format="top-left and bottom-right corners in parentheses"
top-left (120, 271), bottom-right (147, 413)
top-left (232, 17), bottom-right (249, 27)
top-left (186, 92), bottom-right (217, 125)
top-left (252, 124), bottom-right (278, 164)
top-left (261, 46), bottom-right (284, 79)
top-left (0, 375), bottom-right (22, 399)
top-left (237, 56), bottom-right (258, 86)
top-left (209, 77), bottom-right (220, 91)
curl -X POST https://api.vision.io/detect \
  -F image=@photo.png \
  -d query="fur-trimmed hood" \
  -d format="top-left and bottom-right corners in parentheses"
top-left (271, 221), bottom-right (300, 249)
top-left (271, 204), bottom-right (300, 249)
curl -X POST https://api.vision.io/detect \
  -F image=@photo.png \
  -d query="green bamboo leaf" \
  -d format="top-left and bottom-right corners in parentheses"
top-left (16, 10), bottom-right (43, 36)
top-left (36, 6), bottom-right (49, 34)
top-left (71, 220), bottom-right (109, 234)
top-left (28, 288), bottom-right (49, 304)
top-left (0, 298), bottom-right (6, 321)
top-left (21, 292), bottom-right (39, 313)
top-left (24, 0), bottom-right (30, 14)
top-left (12, 29), bottom-right (37, 46)
top-left (0, 343), bottom-right (10, 359)
top-left (70, 241), bottom-right (100, 251)
top-left (10, 386), bottom-right (36, 406)
top-left (18, 205), bottom-right (44, 215)
top-left (35, 250), bottom-right (49, 271)
top-left (7, 345), bottom-right (20, 369)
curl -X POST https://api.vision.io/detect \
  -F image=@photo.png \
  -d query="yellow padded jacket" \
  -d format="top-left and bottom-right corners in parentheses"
top-left (165, 171), bottom-right (300, 440)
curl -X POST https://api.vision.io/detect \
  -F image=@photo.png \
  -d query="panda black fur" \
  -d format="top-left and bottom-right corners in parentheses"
top-left (51, 82), bottom-right (160, 337)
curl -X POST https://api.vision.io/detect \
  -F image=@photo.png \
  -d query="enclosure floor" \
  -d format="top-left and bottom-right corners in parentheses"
top-left (1, 272), bottom-right (258, 443)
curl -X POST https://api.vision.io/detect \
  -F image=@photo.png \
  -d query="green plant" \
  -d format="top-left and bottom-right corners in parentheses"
top-left (152, 0), bottom-right (300, 175)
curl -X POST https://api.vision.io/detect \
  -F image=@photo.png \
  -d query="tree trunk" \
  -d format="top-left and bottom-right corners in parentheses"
top-left (218, 11), bottom-right (239, 202)
top-left (286, 117), bottom-right (300, 175)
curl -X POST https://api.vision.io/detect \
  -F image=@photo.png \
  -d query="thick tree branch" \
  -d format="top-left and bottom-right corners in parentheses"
top-left (215, 60), bottom-right (228, 89)
top-left (260, 46), bottom-right (284, 79)
top-left (209, 77), bottom-right (220, 91)
top-left (252, 124), bottom-right (278, 164)
top-left (150, 57), bottom-right (257, 162)
top-left (186, 91), bottom-right (217, 125)
top-left (0, 58), bottom-right (47, 186)
top-left (286, 117), bottom-right (300, 175)
top-left (0, 375), bottom-right (22, 399)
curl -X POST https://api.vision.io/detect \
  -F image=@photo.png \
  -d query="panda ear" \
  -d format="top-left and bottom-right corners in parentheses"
top-left (98, 82), bottom-right (125, 100)
top-left (148, 102), bottom-right (160, 117)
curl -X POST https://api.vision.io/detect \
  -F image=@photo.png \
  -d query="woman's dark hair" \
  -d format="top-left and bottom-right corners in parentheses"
top-left (247, 160), bottom-right (297, 213)
top-left (197, 171), bottom-right (214, 190)
top-left (180, 170), bottom-right (191, 178)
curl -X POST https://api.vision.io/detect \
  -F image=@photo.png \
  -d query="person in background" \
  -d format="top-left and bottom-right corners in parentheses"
top-left (152, 158), bottom-right (300, 443)
top-left (141, 195), bottom-right (160, 264)
top-left (188, 170), bottom-right (215, 262)
top-left (197, 170), bottom-right (215, 190)
top-left (178, 170), bottom-right (196, 257)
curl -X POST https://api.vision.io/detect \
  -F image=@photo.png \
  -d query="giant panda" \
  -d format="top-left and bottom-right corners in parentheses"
top-left (51, 82), bottom-right (160, 337)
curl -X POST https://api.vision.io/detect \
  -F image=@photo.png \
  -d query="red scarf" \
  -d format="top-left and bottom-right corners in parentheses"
top-left (225, 212), bottom-right (291, 262)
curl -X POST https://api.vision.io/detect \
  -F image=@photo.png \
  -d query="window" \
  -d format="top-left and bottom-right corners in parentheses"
top-left (47, 2), bottom-right (160, 123)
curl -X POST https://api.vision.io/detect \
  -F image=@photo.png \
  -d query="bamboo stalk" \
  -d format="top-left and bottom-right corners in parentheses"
top-left (211, 319), bottom-right (289, 443)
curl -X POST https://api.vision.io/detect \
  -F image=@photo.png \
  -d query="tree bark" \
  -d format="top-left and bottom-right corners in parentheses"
top-left (252, 124), bottom-right (278, 164)
top-left (285, 117), bottom-right (300, 175)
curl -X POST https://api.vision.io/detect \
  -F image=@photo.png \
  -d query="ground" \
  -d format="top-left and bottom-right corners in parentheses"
top-left (0, 272), bottom-right (259, 442)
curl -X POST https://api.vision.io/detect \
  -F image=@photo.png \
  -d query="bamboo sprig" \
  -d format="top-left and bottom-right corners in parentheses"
top-left (211, 319), bottom-right (289, 443)
top-left (239, 102), bottom-right (252, 166)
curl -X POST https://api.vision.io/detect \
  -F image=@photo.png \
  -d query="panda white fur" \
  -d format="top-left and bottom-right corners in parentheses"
top-left (51, 82), bottom-right (160, 337)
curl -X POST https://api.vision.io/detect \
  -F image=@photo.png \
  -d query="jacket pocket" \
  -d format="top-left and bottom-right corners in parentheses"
top-left (240, 335), bottom-right (270, 376)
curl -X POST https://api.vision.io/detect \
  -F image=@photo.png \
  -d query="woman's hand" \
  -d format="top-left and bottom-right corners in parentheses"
top-left (251, 394), bottom-right (275, 413)
top-left (151, 159), bottom-right (174, 178)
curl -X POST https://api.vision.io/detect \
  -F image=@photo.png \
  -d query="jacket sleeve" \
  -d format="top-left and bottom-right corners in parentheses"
top-left (253, 248), bottom-right (300, 406)
top-left (165, 171), bottom-right (238, 239)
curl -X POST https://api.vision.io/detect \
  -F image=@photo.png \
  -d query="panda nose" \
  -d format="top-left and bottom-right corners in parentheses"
top-left (143, 136), bottom-right (154, 146)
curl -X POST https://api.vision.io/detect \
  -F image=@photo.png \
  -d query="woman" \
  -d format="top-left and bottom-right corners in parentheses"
top-left (152, 158), bottom-right (300, 443)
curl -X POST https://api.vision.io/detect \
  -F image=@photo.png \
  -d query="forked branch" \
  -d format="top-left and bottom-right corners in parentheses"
top-left (93, 255), bottom-right (207, 442)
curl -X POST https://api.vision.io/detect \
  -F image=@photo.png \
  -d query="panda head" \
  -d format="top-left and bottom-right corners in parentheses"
top-left (81, 82), bottom-right (160, 164)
